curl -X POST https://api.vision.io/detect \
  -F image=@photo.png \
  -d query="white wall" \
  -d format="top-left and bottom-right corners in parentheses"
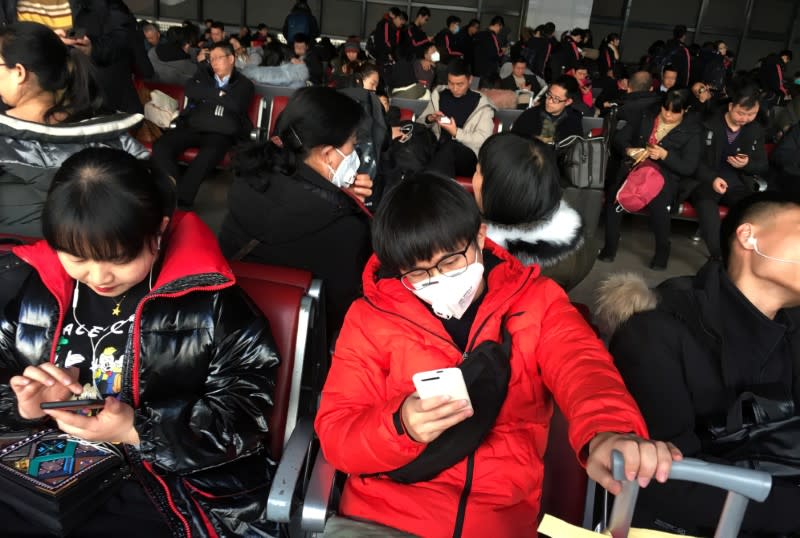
top-left (525, 0), bottom-right (594, 34)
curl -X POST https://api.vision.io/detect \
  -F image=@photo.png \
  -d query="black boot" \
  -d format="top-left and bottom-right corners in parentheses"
top-left (649, 241), bottom-right (671, 270)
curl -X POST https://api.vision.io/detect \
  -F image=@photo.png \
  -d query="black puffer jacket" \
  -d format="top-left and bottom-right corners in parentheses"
top-left (0, 212), bottom-right (279, 538)
top-left (597, 263), bottom-right (800, 536)
top-left (0, 112), bottom-right (147, 236)
top-left (219, 162), bottom-right (372, 342)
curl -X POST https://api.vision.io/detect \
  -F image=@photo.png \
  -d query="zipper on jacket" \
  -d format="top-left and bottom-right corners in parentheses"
top-left (452, 454), bottom-right (475, 538)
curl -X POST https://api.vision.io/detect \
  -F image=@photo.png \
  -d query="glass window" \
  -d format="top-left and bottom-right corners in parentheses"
top-left (159, 0), bottom-right (198, 21)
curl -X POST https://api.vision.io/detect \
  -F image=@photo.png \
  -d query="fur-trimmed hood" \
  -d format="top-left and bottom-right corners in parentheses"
top-left (594, 272), bottom-right (658, 335)
top-left (486, 200), bottom-right (585, 269)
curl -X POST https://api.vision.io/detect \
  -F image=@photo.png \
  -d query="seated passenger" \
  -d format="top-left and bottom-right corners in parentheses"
top-left (599, 90), bottom-right (701, 269)
top-left (473, 133), bottom-right (592, 291)
top-left (151, 41), bottom-right (255, 209)
top-left (0, 22), bottom-right (147, 236)
top-left (689, 81), bottom-right (768, 259)
top-left (315, 172), bottom-right (680, 538)
top-left (148, 25), bottom-right (197, 84)
top-left (0, 147), bottom-right (278, 536)
top-left (597, 192), bottom-right (800, 537)
top-left (219, 87), bottom-right (373, 342)
top-left (290, 32), bottom-right (324, 85)
top-left (389, 42), bottom-right (441, 99)
top-left (499, 57), bottom-right (542, 109)
top-left (419, 59), bottom-right (495, 177)
top-left (511, 75), bottom-right (583, 144)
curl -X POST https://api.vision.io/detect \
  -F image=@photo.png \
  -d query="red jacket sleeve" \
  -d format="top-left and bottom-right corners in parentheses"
top-left (531, 279), bottom-right (648, 463)
top-left (314, 302), bottom-right (425, 475)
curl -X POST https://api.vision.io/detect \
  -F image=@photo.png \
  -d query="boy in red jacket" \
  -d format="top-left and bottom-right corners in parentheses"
top-left (315, 173), bottom-right (681, 538)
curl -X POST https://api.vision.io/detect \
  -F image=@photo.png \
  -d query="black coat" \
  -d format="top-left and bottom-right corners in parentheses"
top-left (693, 111), bottom-right (768, 192)
top-left (615, 91), bottom-right (662, 124)
top-left (612, 111), bottom-right (701, 201)
top-left (219, 162), bottom-right (372, 340)
top-left (181, 66), bottom-right (255, 139)
top-left (511, 104), bottom-right (583, 144)
top-left (608, 263), bottom-right (800, 536)
top-left (472, 30), bottom-right (503, 79)
top-left (499, 73), bottom-right (541, 93)
top-left (526, 36), bottom-right (552, 77)
top-left (0, 0), bottom-right (152, 114)
top-left (0, 212), bottom-right (279, 538)
top-left (433, 28), bottom-right (464, 65)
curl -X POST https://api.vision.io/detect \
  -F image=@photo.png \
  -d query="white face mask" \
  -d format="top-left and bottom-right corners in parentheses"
top-left (328, 148), bottom-right (360, 188)
top-left (430, 51), bottom-right (441, 63)
top-left (412, 259), bottom-right (484, 320)
top-left (750, 237), bottom-right (800, 265)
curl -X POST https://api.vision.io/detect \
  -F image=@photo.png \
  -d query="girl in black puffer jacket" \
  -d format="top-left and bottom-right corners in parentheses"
top-left (0, 148), bottom-right (279, 538)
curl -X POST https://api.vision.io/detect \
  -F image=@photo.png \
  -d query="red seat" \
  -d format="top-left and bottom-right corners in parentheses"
top-left (590, 127), bottom-right (604, 137)
top-left (134, 79), bottom-right (186, 112)
top-left (399, 107), bottom-right (414, 122)
top-left (231, 261), bottom-right (314, 460)
top-left (674, 201), bottom-right (728, 220)
top-left (268, 95), bottom-right (290, 137)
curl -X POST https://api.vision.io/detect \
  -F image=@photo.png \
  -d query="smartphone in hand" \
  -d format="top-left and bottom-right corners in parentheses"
top-left (438, 116), bottom-right (452, 125)
top-left (40, 399), bottom-right (105, 412)
top-left (412, 368), bottom-right (471, 405)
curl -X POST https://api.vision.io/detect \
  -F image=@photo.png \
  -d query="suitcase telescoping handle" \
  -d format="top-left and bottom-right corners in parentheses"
top-left (606, 450), bottom-right (772, 538)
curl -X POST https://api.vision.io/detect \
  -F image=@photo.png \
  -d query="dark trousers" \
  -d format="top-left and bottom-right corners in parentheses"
top-left (428, 138), bottom-right (478, 178)
top-left (0, 478), bottom-right (173, 537)
top-left (690, 181), bottom-right (753, 258)
top-left (604, 181), bottom-right (673, 257)
top-left (151, 127), bottom-right (236, 207)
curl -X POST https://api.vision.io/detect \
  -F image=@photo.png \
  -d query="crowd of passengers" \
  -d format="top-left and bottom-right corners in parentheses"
top-left (0, 1), bottom-right (798, 536)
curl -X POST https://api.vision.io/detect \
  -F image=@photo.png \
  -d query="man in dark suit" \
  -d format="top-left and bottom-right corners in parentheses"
top-left (152, 41), bottom-right (254, 209)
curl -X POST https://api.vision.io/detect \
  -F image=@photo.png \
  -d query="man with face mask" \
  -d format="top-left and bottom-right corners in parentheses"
top-left (597, 192), bottom-right (800, 537)
top-left (388, 42), bottom-right (441, 98)
top-left (315, 172), bottom-right (680, 538)
top-left (434, 15), bottom-right (464, 65)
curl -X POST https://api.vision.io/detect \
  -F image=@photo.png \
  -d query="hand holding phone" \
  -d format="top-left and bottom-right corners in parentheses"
top-left (412, 367), bottom-right (470, 404)
top-left (438, 116), bottom-right (452, 125)
top-left (40, 399), bottom-right (105, 412)
top-left (67, 28), bottom-right (86, 39)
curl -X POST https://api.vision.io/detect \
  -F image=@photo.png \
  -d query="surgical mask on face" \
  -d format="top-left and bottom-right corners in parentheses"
top-left (328, 148), bottom-right (360, 188)
top-left (411, 259), bottom-right (484, 320)
top-left (430, 51), bottom-right (441, 63)
top-left (749, 237), bottom-right (800, 265)
top-left (453, 25), bottom-right (460, 34)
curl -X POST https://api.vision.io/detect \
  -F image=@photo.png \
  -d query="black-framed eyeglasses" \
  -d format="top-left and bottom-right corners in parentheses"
top-left (399, 242), bottom-right (474, 291)
top-left (545, 91), bottom-right (568, 104)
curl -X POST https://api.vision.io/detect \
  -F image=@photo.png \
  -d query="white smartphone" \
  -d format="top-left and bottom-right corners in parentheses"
top-left (412, 367), bottom-right (471, 404)
top-left (438, 116), bottom-right (452, 124)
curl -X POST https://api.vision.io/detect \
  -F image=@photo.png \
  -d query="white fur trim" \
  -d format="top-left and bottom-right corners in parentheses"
top-left (487, 200), bottom-right (582, 248)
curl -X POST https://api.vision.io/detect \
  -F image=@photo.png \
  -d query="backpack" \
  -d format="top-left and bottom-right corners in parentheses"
top-left (285, 11), bottom-right (310, 43)
top-left (615, 160), bottom-right (665, 213)
top-left (556, 135), bottom-right (608, 189)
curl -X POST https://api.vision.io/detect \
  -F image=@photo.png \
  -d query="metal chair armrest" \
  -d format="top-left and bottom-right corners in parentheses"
top-left (266, 418), bottom-right (315, 523)
top-left (301, 449), bottom-right (339, 532)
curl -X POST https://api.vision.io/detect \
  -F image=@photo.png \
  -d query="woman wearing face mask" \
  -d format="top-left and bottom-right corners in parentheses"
top-left (389, 42), bottom-right (441, 99)
top-left (599, 89), bottom-right (701, 270)
top-left (219, 86), bottom-right (373, 342)
top-left (315, 172), bottom-right (679, 538)
top-left (0, 147), bottom-right (278, 537)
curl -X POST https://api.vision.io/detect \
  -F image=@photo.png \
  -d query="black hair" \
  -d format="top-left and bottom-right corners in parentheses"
top-left (43, 148), bottom-right (175, 262)
top-left (543, 22), bottom-right (555, 35)
top-left (446, 15), bottom-right (461, 27)
top-left (204, 18), bottom-right (213, 25)
top-left (574, 59), bottom-right (590, 72)
top-left (416, 7), bottom-right (430, 18)
top-left (512, 56), bottom-right (527, 65)
top-left (662, 64), bottom-right (679, 75)
top-left (447, 58), bottom-right (471, 77)
top-left (210, 40), bottom-right (234, 56)
top-left (0, 22), bottom-right (101, 122)
top-left (780, 50), bottom-right (793, 61)
top-left (353, 62), bottom-right (379, 86)
top-left (673, 25), bottom-right (687, 40)
top-left (234, 86), bottom-right (362, 181)
top-left (728, 79), bottom-right (760, 109)
top-left (552, 74), bottom-right (579, 101)
top-left (388, 7), bottom-right (403, 18)
top-left (210, 21), bottom-right (225, 32)
top-left (257, 23), bottom-right (267, 31)
top-left (629, 70), bottom-right (653, 92)
top-left (478, 133), bottom-right (562, 225)
top-left (661, 88), bottom-right (689, 112)
top-left (418, 41), bottom-right (437, 59)
top-left (398, 11), bottom-right (409, 22)
top-left (571, 28), bottom-right (585, 38)
top-left (605, 32), bottom-right (620, 44)
top-left (490, 16), bottom-right (505, 27)
top-left (372, 172), bottom-right (482, 276)
top-left (467, 19), bottom-right (480, 29)
top-left (293, 32), bottom-right (309, 44)
top-left (720, 192), bottom-right (800, 267)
